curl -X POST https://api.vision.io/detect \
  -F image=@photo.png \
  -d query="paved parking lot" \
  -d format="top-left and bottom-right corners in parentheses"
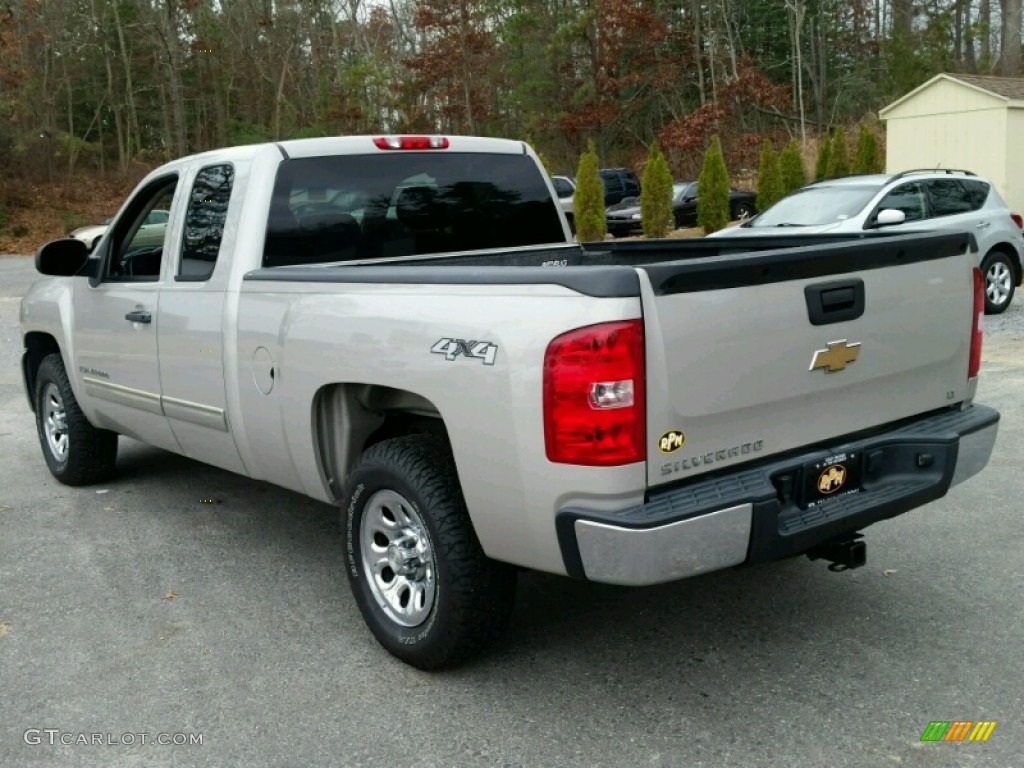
top-left (1, 254), bottom-right (1022, 767)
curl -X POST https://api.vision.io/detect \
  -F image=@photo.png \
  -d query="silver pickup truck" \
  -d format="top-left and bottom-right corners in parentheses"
top-left (20, 135), bottom-right (999, 669)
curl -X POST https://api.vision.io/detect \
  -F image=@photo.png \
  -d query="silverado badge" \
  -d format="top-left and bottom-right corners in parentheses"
top-left (809, 340), bottom-right (861, 373)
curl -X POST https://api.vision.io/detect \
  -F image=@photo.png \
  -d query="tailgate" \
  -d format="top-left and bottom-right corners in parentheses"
top-left (639, 233), bottom-right (977, 489)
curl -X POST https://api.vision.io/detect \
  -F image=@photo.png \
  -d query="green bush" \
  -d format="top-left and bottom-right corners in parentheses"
top-left (573, 139), bottom-right (606, 242)
top-left (640, 142), bottom-right (673, 238)
top-left (780, 138), bottom-right (807, 195)
top-left (755, 140), bottom-right (784, 212)
top-left (697, 135), bottom-right (730, 235)
top-left (827, 126), bottom-right (850, 177)
top-left (853, 123), bottom-right (883, 174)
top-left (814, 133), bottom-right (832, 180)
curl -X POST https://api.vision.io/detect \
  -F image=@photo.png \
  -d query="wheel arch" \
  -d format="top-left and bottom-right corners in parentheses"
top-left (311, 382), bottom-right (451, 502)
top-left (22, 332), bottom-right (63, 412)
top-left (984, 241), bottom-right (1023, 285)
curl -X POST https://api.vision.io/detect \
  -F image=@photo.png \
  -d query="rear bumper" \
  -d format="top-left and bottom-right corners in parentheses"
top-left (606, 218), bottom-right (641, 237)
top-left (556, 404), bottom-right (999, 586)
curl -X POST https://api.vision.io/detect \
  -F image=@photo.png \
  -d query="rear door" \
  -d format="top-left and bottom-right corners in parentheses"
top-left (157, 162), bottom-right (247, 475)
top-left (923, 178), bottom-right (993, 251)
top-left (638, 233), bottom-right (975, 488)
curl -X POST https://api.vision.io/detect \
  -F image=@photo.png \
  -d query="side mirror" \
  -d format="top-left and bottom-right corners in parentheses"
top-left (35, 238), bottom-right (91, 276)
top-left (874, 208), bottom-right (907, 227)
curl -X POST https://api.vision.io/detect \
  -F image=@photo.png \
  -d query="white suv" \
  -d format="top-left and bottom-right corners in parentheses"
top-left (713, 170), bottom-right (1024, 313)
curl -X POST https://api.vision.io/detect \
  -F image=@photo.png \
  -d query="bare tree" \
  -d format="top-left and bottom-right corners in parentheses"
top-left (785, 0), bottom-right (807, 145)
top-left (1000, 0), bottom-right (1023, 75)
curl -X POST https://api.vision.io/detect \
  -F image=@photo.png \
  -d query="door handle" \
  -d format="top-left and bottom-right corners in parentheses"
top-left (805, 279), bottom-right (865, 326)
top-left (125, 310), bottom-right (152, 324)
top-left (976, 221), bottom-right (991, 229)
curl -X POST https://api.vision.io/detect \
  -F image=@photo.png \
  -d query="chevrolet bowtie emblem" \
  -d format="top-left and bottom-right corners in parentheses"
top-left (810, 340), bottom-right (861, 373)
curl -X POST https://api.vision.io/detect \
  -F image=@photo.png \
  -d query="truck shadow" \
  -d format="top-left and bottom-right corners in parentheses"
top-left (109, 438), bottom-right (946, 695)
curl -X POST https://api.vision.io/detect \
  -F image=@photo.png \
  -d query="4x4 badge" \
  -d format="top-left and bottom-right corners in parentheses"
top-left (431, 338), bottom-right (498, 366)
top-left (810, 340), bottom-right (861, 373)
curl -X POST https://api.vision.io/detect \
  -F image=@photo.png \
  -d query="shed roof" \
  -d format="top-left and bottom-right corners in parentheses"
top-left (880, 72), bottom-right (1024, 117)
top-left (948, 73), bottom-right (1024, 99)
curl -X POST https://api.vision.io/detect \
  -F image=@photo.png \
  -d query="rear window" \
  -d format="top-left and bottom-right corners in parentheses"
top-left (602, 174), bottom-right (624, 193)
top-left (263, 153), bottom-right (565, 267)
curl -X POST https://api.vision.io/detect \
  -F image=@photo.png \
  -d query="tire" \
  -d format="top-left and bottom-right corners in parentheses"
top-left (341, 435), bottom-right (516, 670)
top-left (733, 202), bottom-right (755, 221)
top-left (981, 250), bottom-right (1016, 314)
top-left (34, 354), bottom-right (118, 486)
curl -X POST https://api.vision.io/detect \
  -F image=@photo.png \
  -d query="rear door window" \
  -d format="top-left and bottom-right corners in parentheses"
top-left (179, 164), bottom-right (234, 281)
top-left (263, 153), bottom-right (565, 266)
top-left (925, 179), bottom-right (975, 217)
top-left (960, 180), bottom-right (991, 210)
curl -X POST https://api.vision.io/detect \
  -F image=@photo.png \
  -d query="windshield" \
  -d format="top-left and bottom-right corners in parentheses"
top-left (750, 185), bottom-right (880, 227)
top-left (673, 182), bottom-right (694, 200)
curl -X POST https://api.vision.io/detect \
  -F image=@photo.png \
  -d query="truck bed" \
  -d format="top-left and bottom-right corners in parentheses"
top-left (245, 232), bottom-right (972, 299)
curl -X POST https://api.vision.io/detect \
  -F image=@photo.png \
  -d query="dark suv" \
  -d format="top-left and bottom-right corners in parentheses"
top-left (600, 168), bottom-right (641, 206)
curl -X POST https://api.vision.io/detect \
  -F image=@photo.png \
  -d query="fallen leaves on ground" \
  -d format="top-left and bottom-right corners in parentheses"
top-left (0, 621), bottom-right (13, 637)
top-left (162, 590), bottom-right (179, 601)
top-left (0, 172), bottom-right (148, 255)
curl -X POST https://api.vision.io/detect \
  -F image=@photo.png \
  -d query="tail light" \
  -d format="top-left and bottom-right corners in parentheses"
top-left (1011, 213), bottom-right (1023, 229)
top-left (970, 267), bottom-right (983, 378)
top-left (373, 135), bottom-right (449, 150)
top-left (543, 320), bottom-right (646, 465)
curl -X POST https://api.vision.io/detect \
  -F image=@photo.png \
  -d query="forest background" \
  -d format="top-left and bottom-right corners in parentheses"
top-left (1, 0), bottom-right (1022, 250)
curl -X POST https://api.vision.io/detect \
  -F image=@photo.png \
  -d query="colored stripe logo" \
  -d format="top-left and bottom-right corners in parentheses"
top-left (920, 720), bottom-right (997, 742)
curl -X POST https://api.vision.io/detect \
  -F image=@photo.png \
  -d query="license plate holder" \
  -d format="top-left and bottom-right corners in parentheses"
top-left (799, 452), bottom-right (862, 508)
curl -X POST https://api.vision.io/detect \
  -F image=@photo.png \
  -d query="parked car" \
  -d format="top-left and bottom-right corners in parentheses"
top-left (711, 170), bottom-right (1024, 314)
top-left (69, 217), bottom-right (113, 251)
top-left (550, 174), bottom-right (575, 229)
top-left (605, 181), bottom-right (757, 237)
top-left (599, 168), bottom-right (640, 206)
top-left (70, 209), bottom-right (170, 252)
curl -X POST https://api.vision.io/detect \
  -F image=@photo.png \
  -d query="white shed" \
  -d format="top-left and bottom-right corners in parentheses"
top-left (879, 73), bottom-right (1024, 214)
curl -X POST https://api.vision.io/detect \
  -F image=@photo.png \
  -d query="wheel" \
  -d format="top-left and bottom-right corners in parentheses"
top-left (34, 354), bottom-right (118, 485)
top-left (733, 202), bottom-right (755, 221)
top-left (341, 435), bottom-right (517, 669)
top-left (981, 250), bottom-right (1016, 314)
